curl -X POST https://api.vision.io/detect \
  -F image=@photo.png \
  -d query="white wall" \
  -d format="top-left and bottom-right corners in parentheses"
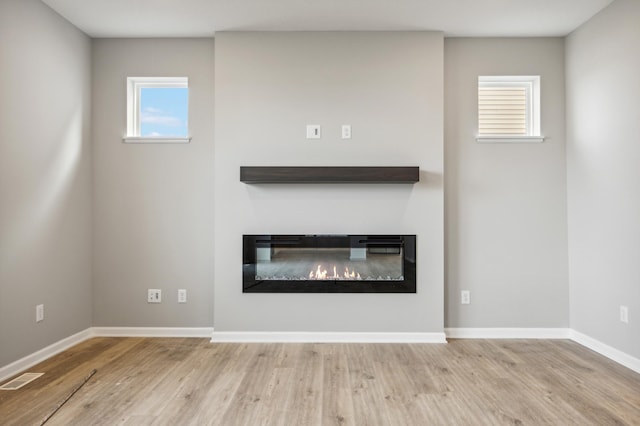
top-left (0, 0), bottom-right (92, 366)
top-left (92, 39), bottom-right (215, 327)
top-left (444, 38), bottom-right (569, 328)
top-left (214, 32), bottom-right (444, 334)
top-left (566, 0), bottom-right (640, 358)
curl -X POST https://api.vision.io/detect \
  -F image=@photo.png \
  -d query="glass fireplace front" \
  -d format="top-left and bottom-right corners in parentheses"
top-left (243, 235), bottom-right (416, 293)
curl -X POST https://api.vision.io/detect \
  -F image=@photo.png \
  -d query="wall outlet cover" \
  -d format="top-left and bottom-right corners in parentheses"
top-left (341, 125), bottom-right (352, 139)
top-left (148, 289), bottom-right (162, 303)
top-left (306, 125), bottom-right (321, 139)
top-left (620, 305), bottom-right (629, 323)
top-left (36, 304), bottom-right (44, 322)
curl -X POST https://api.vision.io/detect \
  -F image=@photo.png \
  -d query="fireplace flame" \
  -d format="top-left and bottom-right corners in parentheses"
top-left (310, 265), bottom-right (328, 279)
top-left (308, 265), bottom-right (362, 280)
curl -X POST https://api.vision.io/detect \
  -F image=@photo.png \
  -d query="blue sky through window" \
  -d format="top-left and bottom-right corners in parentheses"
top-left (140, 87), bottom-right (188, 137)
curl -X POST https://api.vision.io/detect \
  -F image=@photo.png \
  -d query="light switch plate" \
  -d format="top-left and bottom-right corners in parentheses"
top-left (306, 125), bottom-right (321, 139)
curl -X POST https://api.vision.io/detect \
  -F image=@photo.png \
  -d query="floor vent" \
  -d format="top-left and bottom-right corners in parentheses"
top-left (0, 373), bottom-right (44, 390)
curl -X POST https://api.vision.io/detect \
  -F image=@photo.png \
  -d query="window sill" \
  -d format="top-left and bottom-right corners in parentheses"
top-left (476, 136), bottom-right (545, 144)
top-left (123, 137), bottom-right (191, 144)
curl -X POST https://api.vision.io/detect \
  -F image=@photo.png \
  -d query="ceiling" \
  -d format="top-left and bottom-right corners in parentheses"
top-left (41, 0), bottom-right (614, 38)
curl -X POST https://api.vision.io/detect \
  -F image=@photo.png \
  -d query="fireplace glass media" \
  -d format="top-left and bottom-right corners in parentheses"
top-left (243, 235), bottom-right (416, 293)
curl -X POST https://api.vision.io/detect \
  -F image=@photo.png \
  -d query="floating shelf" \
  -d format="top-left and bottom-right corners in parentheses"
top-left (240, 166), bottom-right (419, 184)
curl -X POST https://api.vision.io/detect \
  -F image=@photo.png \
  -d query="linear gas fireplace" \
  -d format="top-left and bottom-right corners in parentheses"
top-left (243, 235), bottom-right (416, 293)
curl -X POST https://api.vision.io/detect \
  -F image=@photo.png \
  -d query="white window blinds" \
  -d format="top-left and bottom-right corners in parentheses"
top-left (477, 76), bottom-right (541, 141)
top-left (478, 85), bottom-right (527, 135)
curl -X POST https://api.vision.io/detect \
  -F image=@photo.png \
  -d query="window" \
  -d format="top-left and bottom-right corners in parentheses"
top-left (124, 77), bottom-right (190, 143)
top-left (477, 76), bottom-right (543, 143)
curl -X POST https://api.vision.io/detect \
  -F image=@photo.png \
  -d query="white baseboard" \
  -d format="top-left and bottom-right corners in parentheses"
top-left (3, 327), bottom-right (638, 384)
top-left (0, 328), bottom-right (93, 383)
top-left (445, 327), bottom-right (640, 374)
top-left (0, 327), bottom-right (213, 383)
top-left (92, 327), bottom-right (214, 338)
top-left (211, 331), bottom-right (448, 343)
top-left (445, 327), bottom-right (571, 339)
top-left (569, 330), bottom-right (640, 374)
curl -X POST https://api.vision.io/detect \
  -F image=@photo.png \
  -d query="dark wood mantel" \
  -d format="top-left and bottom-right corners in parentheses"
top-left (239, 166), bottom-right (419, 184)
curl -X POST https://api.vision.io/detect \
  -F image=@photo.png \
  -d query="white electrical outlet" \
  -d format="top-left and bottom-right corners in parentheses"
top-left (36, 304), bottom-right (44, 322)
top-left (620, 305), bottom-right (629, 323)
top-left (178, 289), bottom-right (187, 303)
top-left (461, 290), bottom-right (470, 305)
top-left (147, 289), bottom-right (162, 303)
top-left (341, 125), bottom-right (351, 139)
top-left (306, 125), bottom-right (321, 139)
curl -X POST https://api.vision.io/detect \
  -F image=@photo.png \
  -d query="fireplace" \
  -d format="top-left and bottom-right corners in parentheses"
top-left (243, 235), bottom-right (416, 293)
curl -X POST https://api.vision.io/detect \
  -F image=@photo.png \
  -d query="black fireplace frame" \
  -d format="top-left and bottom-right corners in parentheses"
top-left (243, 234), bottom-right (416, 293)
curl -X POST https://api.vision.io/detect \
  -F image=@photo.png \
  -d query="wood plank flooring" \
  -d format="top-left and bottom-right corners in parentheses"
top-left (1, 338), bottom-right (639, 425)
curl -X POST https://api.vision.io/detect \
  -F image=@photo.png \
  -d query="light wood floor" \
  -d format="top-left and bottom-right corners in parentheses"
top-left (1, 338), bottom-right (639, 425)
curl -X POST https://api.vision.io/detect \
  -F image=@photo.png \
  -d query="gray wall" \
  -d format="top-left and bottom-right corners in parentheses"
top-left (214, 32), bottom-right (444, 333)
top-left (566, 0), bottom-right (640, 358)
top-left (0, 0), bottom-right (92, 366)
top-left (4, 0), bottom-right (638, 369)
top-left (91, 39), bottom-right (215, 327)
top-left (444, 38), bottom-right (569, 328)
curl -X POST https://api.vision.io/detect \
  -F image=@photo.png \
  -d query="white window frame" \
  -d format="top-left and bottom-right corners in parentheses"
top-left (476, 75), bottom-right (544, 144)
top-left (124, 76), bottom-right (191, 144)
